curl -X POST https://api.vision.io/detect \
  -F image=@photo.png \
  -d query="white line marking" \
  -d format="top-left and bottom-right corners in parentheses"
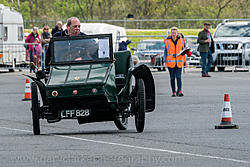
top-left (0, 126), bottom-right (250, 164)
top-left (0, 126), bottom-right (32, 133)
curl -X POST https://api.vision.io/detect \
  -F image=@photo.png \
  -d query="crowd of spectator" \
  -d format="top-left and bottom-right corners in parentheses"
top-left (25, 21), bottom-right (62, 72)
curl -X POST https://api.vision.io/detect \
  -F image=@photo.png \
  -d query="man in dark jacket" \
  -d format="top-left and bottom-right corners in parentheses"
top-left (45, 17), bottom-right (86, 68)
top-left (51, 21), bottom-right (63, 36)
top-left (197, 22), bottom-right (215, 77)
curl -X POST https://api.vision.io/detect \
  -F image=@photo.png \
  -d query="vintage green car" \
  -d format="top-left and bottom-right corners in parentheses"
top-left (28, 34), bottom-right (155, 135)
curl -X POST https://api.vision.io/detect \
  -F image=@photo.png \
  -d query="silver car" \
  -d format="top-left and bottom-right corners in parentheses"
top-left (213, 20), bottom-right (250, 71)
top-left (185, 35), bottom-right (201, 67)
top-left (133, 39), bottom-right (166, 71)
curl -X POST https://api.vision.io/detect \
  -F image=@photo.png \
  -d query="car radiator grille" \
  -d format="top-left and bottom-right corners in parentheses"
top-left (222, 44), bottom-right (238, 50)
top-left (216, 53), bottom-right (243, 65)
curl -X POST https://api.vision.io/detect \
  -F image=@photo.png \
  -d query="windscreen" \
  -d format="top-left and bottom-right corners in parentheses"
top-left (185, 37), bottom-right (198, 50)
top-left (53, 37), bottom-right (111, 63)
top-left (214, 24), bottom-right (250, 37)
top-left (137, 41), bottom-right (165, 51)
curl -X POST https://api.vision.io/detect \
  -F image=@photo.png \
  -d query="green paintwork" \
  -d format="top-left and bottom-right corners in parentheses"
top-left (46, 62), bottom-right (118, 103)
top-left (114, 51), bottom-right (133, 104)
top-left (46, 50), bottom-right (135, 108)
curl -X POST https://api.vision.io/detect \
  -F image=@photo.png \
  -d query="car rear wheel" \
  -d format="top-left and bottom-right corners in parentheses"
top-left (31, 82), bottom-right (40, 135)
top-left (135, 79), bottom-right (145, 133)
top-left (114, 115), bottom-right (128, 130)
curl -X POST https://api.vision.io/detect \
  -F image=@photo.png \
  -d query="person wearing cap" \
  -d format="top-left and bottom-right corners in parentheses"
top-left (25, 27), bottom-right (41, 73)
top-left (164, 27), bottom-right (191, 97)
top-left (197, 22), bottom-right (215, 77)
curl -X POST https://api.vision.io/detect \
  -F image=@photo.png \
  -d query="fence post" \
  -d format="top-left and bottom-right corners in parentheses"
top-left (123, 18), bottom-right (126, 29)
top-left (140, 20), bottom-right (143, 29)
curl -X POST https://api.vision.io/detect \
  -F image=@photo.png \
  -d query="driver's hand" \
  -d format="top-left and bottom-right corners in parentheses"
top-left (205, 39), bottom-right (211, 43)
top-left (75, 57), bottom-right (82, 61)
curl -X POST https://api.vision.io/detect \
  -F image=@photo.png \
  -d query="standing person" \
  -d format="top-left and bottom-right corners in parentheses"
top-left (32, 38), bottom-right (42, 70)
top-left (197, 22), bottom-right (215, 77)
top-left (46, 17), bottom-right (86, 68)
top-left (25, 27), bottom-right (40, 73)
top-left (40, 25), bottom-right (51, 69)
top-left (164, 27), bottom-right (190, 97)
top-left (51, 21), bottom-right (63, 36)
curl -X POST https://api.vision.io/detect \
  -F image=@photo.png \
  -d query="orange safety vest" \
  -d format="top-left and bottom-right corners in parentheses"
top-left (180, 37), bottom-right (186, 64)
top-left (164, 37), bottom-right (185, 68)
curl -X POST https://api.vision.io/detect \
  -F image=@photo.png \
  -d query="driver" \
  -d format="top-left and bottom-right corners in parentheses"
top-left (45, 17), bottom-right (86, 68)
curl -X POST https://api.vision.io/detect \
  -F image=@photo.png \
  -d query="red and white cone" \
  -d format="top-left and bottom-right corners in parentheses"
top-left (215, 94), bottom-right (239, 129)
top-left (22, 79), bottom-right (32, 101)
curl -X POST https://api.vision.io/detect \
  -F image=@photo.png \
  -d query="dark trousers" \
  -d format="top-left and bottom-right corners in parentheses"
top-left (29, 50), bottom-right (34, 62)
top-left (168, 66), bottom-right (182, 93)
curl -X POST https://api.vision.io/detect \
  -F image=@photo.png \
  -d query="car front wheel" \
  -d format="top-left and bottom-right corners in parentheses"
top-left (31, 82), bottom-right (40, 135)
top-left (135, 79), bottom-right (146, 133)
top-left (217, 67), bottom-right (225, 72)
top-left (114, 114), bottom-right (128, 130)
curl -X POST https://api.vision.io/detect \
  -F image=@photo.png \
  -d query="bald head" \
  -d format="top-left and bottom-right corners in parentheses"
top-left (66, 17), bottom-right (81, 36)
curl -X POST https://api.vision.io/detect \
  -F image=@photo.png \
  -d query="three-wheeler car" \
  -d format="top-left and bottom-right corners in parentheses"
top-left (27, 34), bottom-right (155, 135)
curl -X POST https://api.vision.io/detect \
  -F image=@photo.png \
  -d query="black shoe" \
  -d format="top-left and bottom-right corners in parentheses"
top-left (171, 92), bottom-right (176, 97)
top-left (202, 74), bottom-right (211, 77)
top-left (177, 91), bottom-right (184, 97)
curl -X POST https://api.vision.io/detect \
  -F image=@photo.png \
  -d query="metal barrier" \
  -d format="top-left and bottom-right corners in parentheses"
top-left (119, 35), bottom-right (201, 70)
top-left (0, 43), bottom-right (45, 71)
top-left (214, 41), bottom-right (250, 71)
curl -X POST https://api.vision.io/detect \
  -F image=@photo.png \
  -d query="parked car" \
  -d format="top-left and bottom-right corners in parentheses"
top-left (213, 20), bottom-right (250, 71)
top-left (185, 35), bottom-right (201, 67)
top-left (133, 39), bottom-right (166, 71)
top-left (27, 34), bottom-right (155, 135)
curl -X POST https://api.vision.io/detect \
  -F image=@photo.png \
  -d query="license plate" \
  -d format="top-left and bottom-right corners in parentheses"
top-left (61, 109), bottom-right (91, 118)
top-left (223, 57), bottom-right (238, 61)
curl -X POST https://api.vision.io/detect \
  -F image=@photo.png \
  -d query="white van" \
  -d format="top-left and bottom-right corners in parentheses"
top-left (63, 23), bottom-right (127, 52)
top-left (0, 4), bottom-right (25, 69)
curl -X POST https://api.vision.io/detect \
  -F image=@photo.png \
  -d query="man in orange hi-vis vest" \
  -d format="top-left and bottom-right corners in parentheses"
top-left (164, 27), bottom-right (191, 97)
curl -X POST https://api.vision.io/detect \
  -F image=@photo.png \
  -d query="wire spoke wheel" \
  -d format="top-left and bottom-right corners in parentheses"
top-left (31, 82), bottom-right (40, 135)
top-left (135, 79), bottom-right (145, 133)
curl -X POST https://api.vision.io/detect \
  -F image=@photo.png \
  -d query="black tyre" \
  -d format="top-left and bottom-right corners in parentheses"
top-left (114, 115), bottom-right (128, 130)
top-left (217, 67), bottom-right (225, 72)
top-left (9, 69), bottom-right (15, 72)
top-left (135, 79), bottom-right (145, 133)
top-left (209, 66), bottom-right (215, 72)
top-left (31, 82), bottom-right (40, 135)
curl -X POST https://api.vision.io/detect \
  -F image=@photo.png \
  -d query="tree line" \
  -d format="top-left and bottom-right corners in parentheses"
top-left (0, 0), bottom-right (249, 28)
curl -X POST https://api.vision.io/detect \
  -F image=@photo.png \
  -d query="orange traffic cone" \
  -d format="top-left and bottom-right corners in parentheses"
top-left (22, 79), bottom-right (32, 101)
top-left (215, 94), bottom-right (239, 129)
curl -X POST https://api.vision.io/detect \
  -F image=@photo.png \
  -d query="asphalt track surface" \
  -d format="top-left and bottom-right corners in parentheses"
top-left (0, 69), bottom-right (250, 167)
